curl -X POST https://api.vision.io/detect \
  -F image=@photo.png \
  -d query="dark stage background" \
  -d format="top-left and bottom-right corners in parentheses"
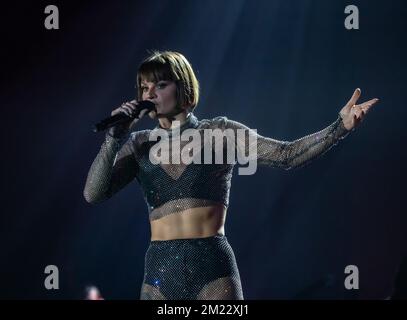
top-left (0, 0), bottom-right (406, 299)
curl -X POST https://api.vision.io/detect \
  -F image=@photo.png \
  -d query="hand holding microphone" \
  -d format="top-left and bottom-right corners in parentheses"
top-left (93, 100), bottom-right (156, 138)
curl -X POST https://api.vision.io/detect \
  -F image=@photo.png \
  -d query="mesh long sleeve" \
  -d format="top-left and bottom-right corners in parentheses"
top-left (83, 133), bottom-right (138, 204)
top-left (225, 114), bottom-right (351, 170)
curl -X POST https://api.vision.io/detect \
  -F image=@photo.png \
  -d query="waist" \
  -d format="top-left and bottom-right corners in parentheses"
top-left (150, 204), bottom-right (227, 241)
top-left (149, 234), bottom-right (227, 246)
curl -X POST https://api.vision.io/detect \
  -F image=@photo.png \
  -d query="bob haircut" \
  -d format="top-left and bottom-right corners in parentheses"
top-left (136, 51), bottom-right (200, 111)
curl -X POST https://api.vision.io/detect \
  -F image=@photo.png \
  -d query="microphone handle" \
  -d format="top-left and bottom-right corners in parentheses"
top-left (93, 101), bottom-right (155, 132)
top-left (93, 113), bottom-right (130, 133)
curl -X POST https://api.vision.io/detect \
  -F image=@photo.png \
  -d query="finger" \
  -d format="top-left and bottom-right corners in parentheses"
top-left (355, 108), bottom-right (366, 122)
top-left (127, 101), bottom-right (140, 108)
top-left (361, 109), bottom-right (366, 121)
top-left (346, 88), bottom-right (362, 109)
top-left (124, 102), bottom-right (137, 111)
top-left (353, 113), bottom-right (361, 124)
top-left (359, 98), bottom-right (379, 112)
top-left (354, 108), bottom-right (363, 119)
top-left (112, 106), bottom-right (128, 116)
top-left (120, 105), bottom-right (132, 116)
top-left (111, 109), bottom-right (121, 116)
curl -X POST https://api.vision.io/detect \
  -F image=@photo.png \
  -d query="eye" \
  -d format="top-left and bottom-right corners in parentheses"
top-left (157, 82), bottom-right (167, 89)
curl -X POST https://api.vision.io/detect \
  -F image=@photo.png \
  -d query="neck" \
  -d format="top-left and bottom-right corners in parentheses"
top-left (158, 110), bottom-right (189, 129)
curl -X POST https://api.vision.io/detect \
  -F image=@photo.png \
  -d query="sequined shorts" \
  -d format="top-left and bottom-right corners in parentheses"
top-left (140, 235), bottom-right (244, 300)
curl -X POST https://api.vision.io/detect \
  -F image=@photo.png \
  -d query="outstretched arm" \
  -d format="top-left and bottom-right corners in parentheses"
top-left (226, 88), bottom-right (379, 170)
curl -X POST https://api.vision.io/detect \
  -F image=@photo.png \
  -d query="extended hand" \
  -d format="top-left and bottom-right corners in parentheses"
top-left (339, 88), bottom-right (379, 131)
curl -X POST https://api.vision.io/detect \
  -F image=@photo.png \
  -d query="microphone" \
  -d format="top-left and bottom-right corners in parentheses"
top-left (93, 100), bottom-right (156, 132)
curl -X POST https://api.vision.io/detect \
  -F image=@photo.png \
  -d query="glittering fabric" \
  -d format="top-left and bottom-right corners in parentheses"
top-left (83, 112), bottom-right (351, 300)
top-left (84, 112), bottom-right (350, 220)
top-left (139, 235), bottom-right (243, 300)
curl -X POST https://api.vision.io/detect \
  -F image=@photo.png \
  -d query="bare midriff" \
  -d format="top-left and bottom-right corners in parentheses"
top-left (150, 204), bottom-right (227, 240)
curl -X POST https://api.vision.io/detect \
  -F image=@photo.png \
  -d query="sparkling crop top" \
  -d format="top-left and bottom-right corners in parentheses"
top-left (84, 113), bottom-right (351, 220)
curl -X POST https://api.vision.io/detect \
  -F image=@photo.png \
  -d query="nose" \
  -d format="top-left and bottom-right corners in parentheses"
top-left (146, 86), bottom-right (156, 99)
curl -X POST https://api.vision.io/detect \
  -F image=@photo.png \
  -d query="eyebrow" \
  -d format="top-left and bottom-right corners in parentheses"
top-left (136, 80), bottom-right (167, 88)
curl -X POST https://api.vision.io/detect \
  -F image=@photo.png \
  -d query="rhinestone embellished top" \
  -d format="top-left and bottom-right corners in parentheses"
top-left (84, 113), bottom-right (350, 220)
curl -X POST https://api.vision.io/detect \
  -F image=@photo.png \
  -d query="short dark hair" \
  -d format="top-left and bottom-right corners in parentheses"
top-left (137, 51), bottom-right (200, 111)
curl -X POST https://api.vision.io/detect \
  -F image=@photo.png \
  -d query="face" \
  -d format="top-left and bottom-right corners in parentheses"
top-left (140, 79), bottom-right (178, 116)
